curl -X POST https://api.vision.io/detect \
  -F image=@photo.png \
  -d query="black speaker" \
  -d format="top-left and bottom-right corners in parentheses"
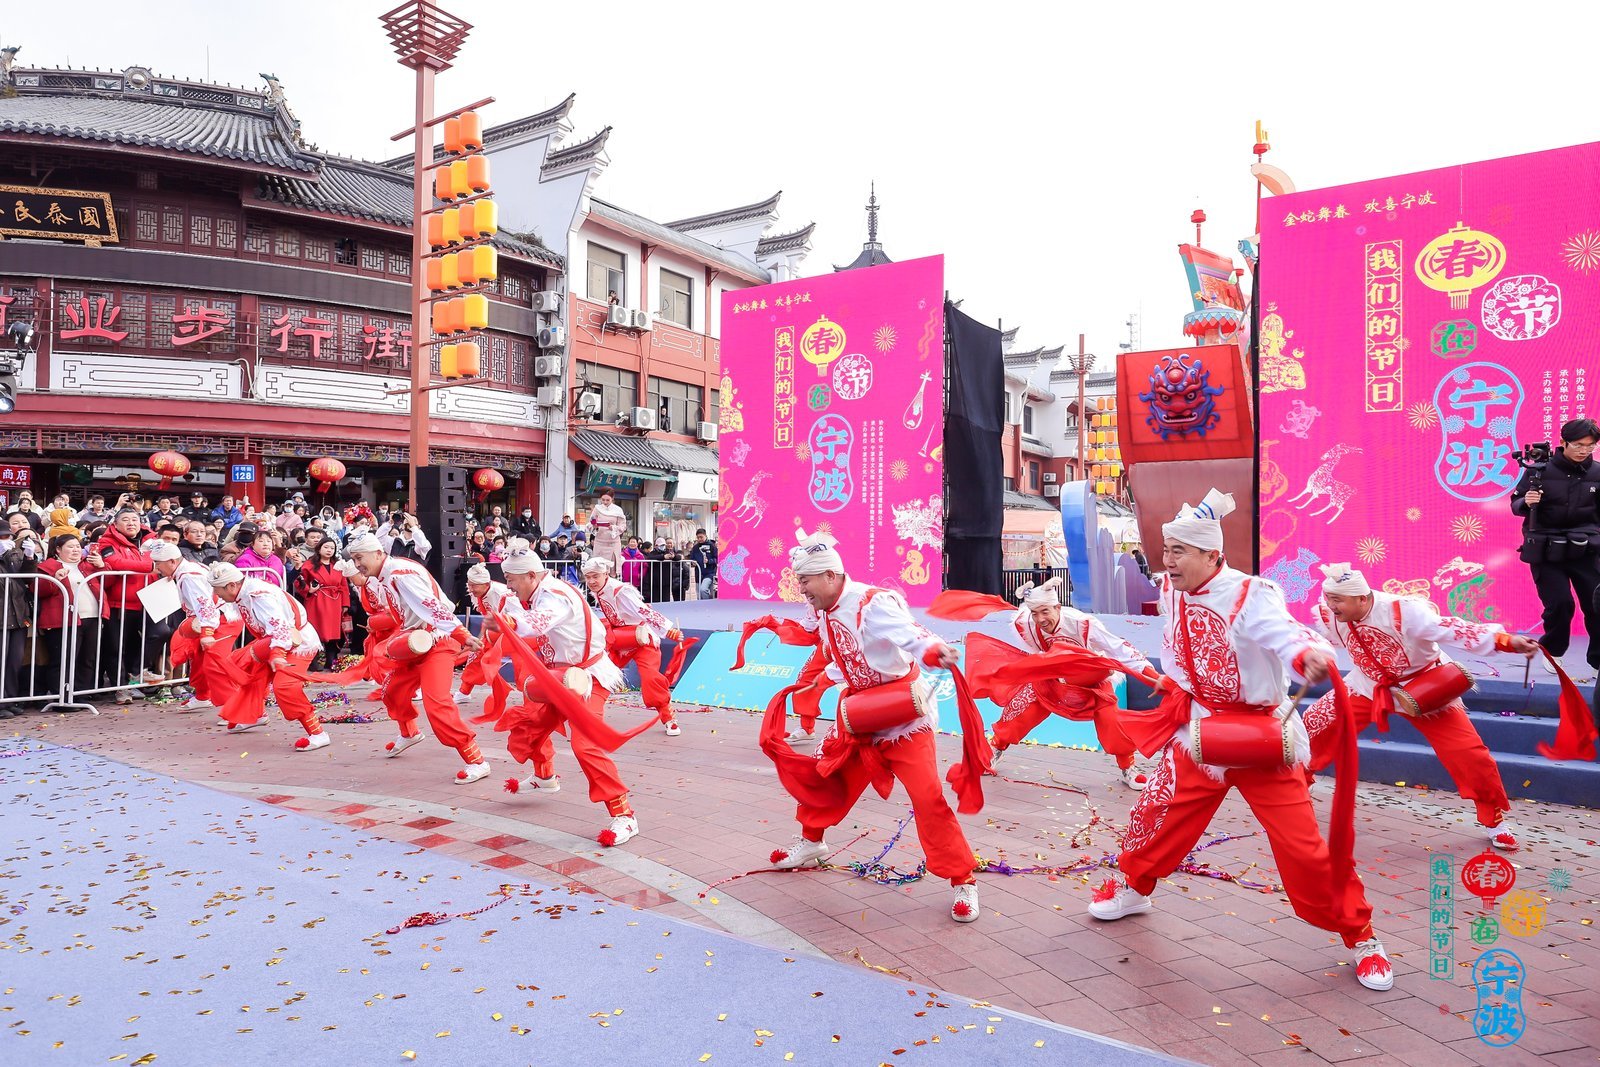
top-left (413, 465), bottom-right (468, 590)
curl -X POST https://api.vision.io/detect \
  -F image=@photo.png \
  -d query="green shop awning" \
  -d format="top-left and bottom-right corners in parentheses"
top-left (583, 464), bottom-right (675, 494)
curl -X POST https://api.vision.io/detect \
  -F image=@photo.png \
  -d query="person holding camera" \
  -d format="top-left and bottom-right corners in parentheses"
top-left (378, 512), bottom-right (431, 562)
top-left (1511, 418), bottom-right (1600, 675)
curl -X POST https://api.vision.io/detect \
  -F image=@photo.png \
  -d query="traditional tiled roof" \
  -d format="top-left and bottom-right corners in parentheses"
top-left (542, 127), bottom-right (612, 174)
top-left (1021, 437), bottom-right (1055, 457)
top-left (1004, 489), bottom-right (1057, 512)
top-left (651, 439), bottom-right (718, 474)
top-left (379, 92), bottom-right (578, 169)
top-left (1004, 345), bottom-right (1047, 366)
top-left (665, 191), bottom-right (781, 233)
top-left (587, 198), bottom-right (767, 283)
top-left (834, 245), bottom-right (893, 272)
top-left (1049, 368), bottom-right (1118, 387)
top-left (755, 222), bottom-right (815, 258)
top-left (571, 428), bottom-right (674, 471)
top-left (0, 82), bottom-right (319, 173)
top-left (1000, 326), bottom-right (1020, 351)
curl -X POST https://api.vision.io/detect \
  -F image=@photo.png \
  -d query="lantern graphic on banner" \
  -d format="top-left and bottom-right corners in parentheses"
top-left (472, 467), bottom-right (505, 501)
top-left (308, 457), bottom-right (346, 493)
top-left (1415, 221), bottom-right (1507, 310)
top-left (148, 450), bottom-right (190, 490)
top-left (799, 315), bottom-right (847, 377)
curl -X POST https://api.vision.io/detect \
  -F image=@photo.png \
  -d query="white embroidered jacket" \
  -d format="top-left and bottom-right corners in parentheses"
top-left (800, 580), bottom-right (942, 742)
top-left (1159, 567), bottom-right (1332, 710)
top-left (469, 580), bottom-right (515, 620)
top-left (1310, 592), bottom-right (1502, 699)
top-left (173, 559), bottom-right (237, 631)
top-left (376, 557), bottom-right (462, 638)
top-left (237, 576), bottom-right (317, 652)
top-left (1012, 605), bottom-right (1153, 674)
top-left (505, 577), bottom-right (625, 692)
top-left (592, 577), bottom-right (671, 642)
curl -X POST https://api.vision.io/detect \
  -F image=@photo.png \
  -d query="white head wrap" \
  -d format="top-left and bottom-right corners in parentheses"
top-left (1320, 562), bottom-right (1372, 597)
top-left (501, 550), bottom-right (546, 576)
top-left (207, 561), bottom-right (244, 588)
top-left (466, 563), bottom-right (491, 585)
top-left (506, 537), bottom-right (531, 555)
top-left (581, 557), bottom-right (613, 575)
top-left (790, 528), bottom-right (845, 577)
top-left (148, 541), bottom-right (181, 562)
top-left (1161, 488), bottom-right (1234, 552)
top-left (1016, 575), bottom-right (1063, 607)
top-left (344, 532), bottom-right (383, 555)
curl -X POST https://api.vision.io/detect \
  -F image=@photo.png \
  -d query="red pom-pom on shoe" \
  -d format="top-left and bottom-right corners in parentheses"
top-left (456, 769), bottom-right (469, 781)
top-left (951, 900), bottom-right (973, 918)
top-left (597, 829), bottom-right (618, 847)
top-left (769, 849), bottom-right (789, 865)
top-left (1092, 878), bottom-right (1121, 903)
top-left (1134, 773), bottom-right (1148, 785)
top-left (503, 777), bottom-right (521, 794)
top-left (294, 737), bottom-right (310, 750)
top-left (1356, 953), bottom-right (1392, 982)
top-left (385, 740), bottom-right (397, 752)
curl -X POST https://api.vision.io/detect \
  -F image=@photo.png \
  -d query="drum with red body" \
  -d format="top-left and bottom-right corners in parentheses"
top-left (837, 676), bottom-right (926, 736)
top-left (1187, 713), bottom-right (1295, 768)
top-left (383, 629), bottom-right (436, 662)
top-left (1390, 661), bottom-right (1473, 717)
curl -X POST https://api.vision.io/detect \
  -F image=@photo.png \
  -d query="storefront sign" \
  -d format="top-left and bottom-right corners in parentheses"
top-left (583, 465), bottom-right (648, 494)
top-left (0, 185), bottom-right (118, 243)
top-left (230, 464), bottom-right (257, 483)
top-left (0, 464), bottom-right (31, 488)
top-left (673, 472), bottom-right (718, 503)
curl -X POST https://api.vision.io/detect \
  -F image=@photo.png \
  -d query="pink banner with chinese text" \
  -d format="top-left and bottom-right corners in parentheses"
top-left (1259, 140), bottom-right (1600, 633)
top-left (717, 255), bottom-right (945, 604)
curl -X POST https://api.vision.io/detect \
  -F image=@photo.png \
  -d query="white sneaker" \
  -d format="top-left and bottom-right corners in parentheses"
top-left (1120, 765), bottom-right (1148, 791)
top-left (140, 670), bottom-right (168, 685)
top-left (294, 732), bottom-right (330, 752)
top-left (784, 729), bottom-right (817, 747)
top-left (1353, 937), bottom-right (1395, 991)
top-left (226, 720), bottom-right (264, 734)
top-left (1488, 824), bottom-right (1521, 852)
top-left (452, 690), bottom-right (471, 705)
top-left (1538, 656), bottom-right (1558, 675)
top-left (1087, 879), bottom-right (1153, 921)
top-left (179, 697), bottom-right (213, 713)
top-left (504, 772), bottom-right (560, 795)
top-left (951, 883), bottom-right (980, 923)
top-left (382, 733), bottom-right (426, 758)
top-left (769, 837), bottom-right (830, 869)
top-left (663, 719), bottom-right (681, 737)
top-left (454, 761), bottom-right (491, 785)
top-left (115, 689), bottom-right (134, 705)
top-left (598, 814), bottom-right (639, 847)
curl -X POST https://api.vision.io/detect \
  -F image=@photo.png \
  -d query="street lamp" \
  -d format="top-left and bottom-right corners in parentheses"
top-left (0, 321), bottom-right (37, 415)
top-left (1065, 334), bottom-right (1096, 485)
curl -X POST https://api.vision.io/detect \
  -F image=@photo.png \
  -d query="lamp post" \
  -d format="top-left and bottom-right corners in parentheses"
top-left (380, 1), bottom-right (471, 511)
top-left (1066, 333), bottom-right (1096, 485)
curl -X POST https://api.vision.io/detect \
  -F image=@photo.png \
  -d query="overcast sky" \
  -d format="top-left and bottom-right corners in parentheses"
top-left (11, 1), bottom-right (1599, 367)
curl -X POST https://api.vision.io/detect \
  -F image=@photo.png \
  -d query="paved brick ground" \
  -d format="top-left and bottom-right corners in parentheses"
top-left (10, 689), bottom-right (1599, 1065)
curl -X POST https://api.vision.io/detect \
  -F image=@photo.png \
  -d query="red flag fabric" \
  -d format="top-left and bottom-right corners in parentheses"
top-left (491, 612), bottom-right (657, 752)
top-left (1535, 649), bottom-right (1599, 762)
top-left (733, 615), bottom-right (817, 671)
top-left (308, 613), bottom-right (398, 685)
top-left (1324, 670), bottom-right (1361, 933)
top-left (941, 667), bottom-right (992, 814)
top-left (926, 590), bottom-right (1016, 621)
top-left (663, 634), bottom-right (700, 686)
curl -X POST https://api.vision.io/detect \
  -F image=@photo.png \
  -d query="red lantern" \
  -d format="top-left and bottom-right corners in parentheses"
top-left (148, 450), bottom-right (190, 490)
top-left (308, 457), bottom-right (346, 493)
top-left (471, 467), bottom-right (504, 501)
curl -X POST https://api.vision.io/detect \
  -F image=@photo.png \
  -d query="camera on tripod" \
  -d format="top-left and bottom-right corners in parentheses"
top-left (1519, 441), bottom-right (1552, 493)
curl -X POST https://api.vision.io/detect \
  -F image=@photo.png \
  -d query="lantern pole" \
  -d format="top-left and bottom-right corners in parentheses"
top-left (381, 1), bottom-right (472, 512)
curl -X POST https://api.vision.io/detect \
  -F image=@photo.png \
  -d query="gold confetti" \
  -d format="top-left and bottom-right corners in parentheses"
top-left (434, 1031), bottom-right (450, 1038)
top-left (716, 1014), bottom-right (727, 1022)
top-left (1034, 1040), bottom-right (1046, 1048)
top-left (699, 1056), bottom-right (712, 1063)
top-left (132, 1056), bottom-right (157, 1066)
top-left (491, 1014), bottom-right (502, 1022)
top-left (402, 1054), bottom-right (416, 1062)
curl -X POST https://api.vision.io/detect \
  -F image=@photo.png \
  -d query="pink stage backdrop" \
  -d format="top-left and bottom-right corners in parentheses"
top-left (1259, 141), bottom-right (1600, 633)
top-left (717, 255), bottom-right (945, 604)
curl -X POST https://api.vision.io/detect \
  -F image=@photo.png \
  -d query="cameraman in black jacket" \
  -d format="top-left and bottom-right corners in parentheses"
top-left (1511, 417), bottom-right (1600, 673)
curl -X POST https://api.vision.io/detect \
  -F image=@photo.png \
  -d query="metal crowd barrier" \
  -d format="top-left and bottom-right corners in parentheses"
top-left (0, 571), bottom-right (80, 713)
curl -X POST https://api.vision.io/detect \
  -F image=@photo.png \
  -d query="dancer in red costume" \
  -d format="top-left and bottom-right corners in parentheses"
top-left (151, 541), bottom-right (243, 713)
top-left (455, 561), bottom-right (513, 705)
top-left (1305, 562), bottom-right (1541, 852)
top-left (207, 562), bottom-right (328, 751)
top-left (345, 532), bottom-right (489, 784)
top-left (764, 530), bottom-right (984, 923)
top-left (581, 556), bottom-right (693, 736)
top-left (495, 549), bottom-right (640, 846)
top-left (1089, 490), bottom-right (1395, 992)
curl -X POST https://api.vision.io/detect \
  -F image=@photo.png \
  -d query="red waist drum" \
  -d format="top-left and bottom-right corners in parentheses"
top-left (837, 676), bottom-right (926, 736)
top-left (1187, 712), bottom-right (1294, 769)
top-left (383, 630), bottom-right (436, 662)
top-left (1390, 661), bottom-right (1473, 717)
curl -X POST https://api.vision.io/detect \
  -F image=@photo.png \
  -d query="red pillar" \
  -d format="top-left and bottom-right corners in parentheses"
top-left (226, 442), bottom-right (264, 511)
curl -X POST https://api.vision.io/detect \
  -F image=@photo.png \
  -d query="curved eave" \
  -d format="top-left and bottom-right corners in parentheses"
top-left (0, 128), bottom-right (318, 179)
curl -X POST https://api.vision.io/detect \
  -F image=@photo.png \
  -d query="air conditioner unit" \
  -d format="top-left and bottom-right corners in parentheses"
top-left (534, 385), bottom-right (563, 407)
top-left (576, 390), bottom-right (603, 417)
top-left (537, 325), bottom-right (566, 349)
top-left (531, 291), bottom-right (562, 313)
top-left (1043, 484), bottom-right (1061, 498)
top-left (631, 309), bottom-right (653, 330)
top-left (627, 406), bottom-right (657, 431)
top-left (696, 421), bottom-right (718, 443)
top-left (534, 355), bottom-right (563, 378)
top-left (1042, 472), bottom-right (1057, 483)
top-left (606, 305), bottom-right (631, 327)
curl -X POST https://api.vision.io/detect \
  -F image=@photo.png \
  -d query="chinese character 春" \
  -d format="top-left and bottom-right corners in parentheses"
top-left (59, 295), bottom-right (129, 342)
top-left (78, 205), bottom-right (101, 229)
top-left (1448, 378), bottom-right (1513, 427)
top-left (1423, 238), bottom-right (1496, 281)
top-left (170, 305), bottom-right (232, 347)
top-left (44, 202), bottom-right (69, 226)
top-left (1335, 204), bottom-right (1350, 218)
top-left (1445, 439), bottom-right (1516, 489)
top-left (12, 200), bottom-right (40, 224)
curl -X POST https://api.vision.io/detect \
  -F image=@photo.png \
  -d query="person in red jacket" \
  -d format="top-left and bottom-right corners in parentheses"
top-left (294, 538), bottom-right (350, 669)
top-left (94, 508), bottom-right (156, 701)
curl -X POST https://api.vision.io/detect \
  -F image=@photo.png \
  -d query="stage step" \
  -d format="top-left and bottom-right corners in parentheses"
top-left (1337, 735), bottom-right (1600, 809)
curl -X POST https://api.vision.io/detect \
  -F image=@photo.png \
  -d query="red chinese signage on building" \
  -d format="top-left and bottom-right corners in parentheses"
top-left (0, 465), bottom-right (32, 488)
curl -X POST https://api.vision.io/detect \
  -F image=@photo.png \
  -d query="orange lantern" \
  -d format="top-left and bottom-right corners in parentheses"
top-left (452, 340), bottom-right (481, 378)
top-left (465, 154), bottom-right (491, 194)
top-left (442, 116), bottom-right (464, 156)
top-left (148, 450), bottom-right (190, 490)
top-left (308, 457), bottom-right (346, 493)
top-left (433, 165), bottom-right (456, 202)
top-left (458, 112), bottom-right (483, 152)
top-left (441, 207), bottom-right (462, 246)
top-left (471, 467), bottom-right (504, 501)
top-left (426, 213), bottom-right (447, 250)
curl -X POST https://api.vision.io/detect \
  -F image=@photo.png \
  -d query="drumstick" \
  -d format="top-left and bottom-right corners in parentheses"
top-left (1289, 680), bottom-right (1311, 706)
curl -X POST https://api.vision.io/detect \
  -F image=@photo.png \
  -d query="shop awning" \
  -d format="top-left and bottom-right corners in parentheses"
top-left (570, 429), bottom-right (676, 472)
top-left (593, 463), bottom-right (672, 481)
top-left (652, 440), bottom-right (719, 474)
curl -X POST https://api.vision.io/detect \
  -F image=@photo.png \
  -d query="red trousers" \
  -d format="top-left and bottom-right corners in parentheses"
top-left (383, 640), bottom-right (482, 763)
top-left (796, 727), bottom-right (976, 885)
top-left (990, 683), bottom-right (1137, 769)
top-left (1305, 691), bottom-right (1509, 827)
top-left (1118, 743), bottom-right (1375, 948)
top-left (272, 647), bottom-right (322, 734)
top-left (222, 639), bottom-right (320, 735)
top-left (172, 618), bottom-right (242, 706)
top-left (502, 678), bottom-right (628, 805)
top-left (609, 632), bottom-right (672, 723)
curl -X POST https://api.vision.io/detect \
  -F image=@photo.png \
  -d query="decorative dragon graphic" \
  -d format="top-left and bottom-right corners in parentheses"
top-left (1140, 352), bottom-right (1224, 440)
